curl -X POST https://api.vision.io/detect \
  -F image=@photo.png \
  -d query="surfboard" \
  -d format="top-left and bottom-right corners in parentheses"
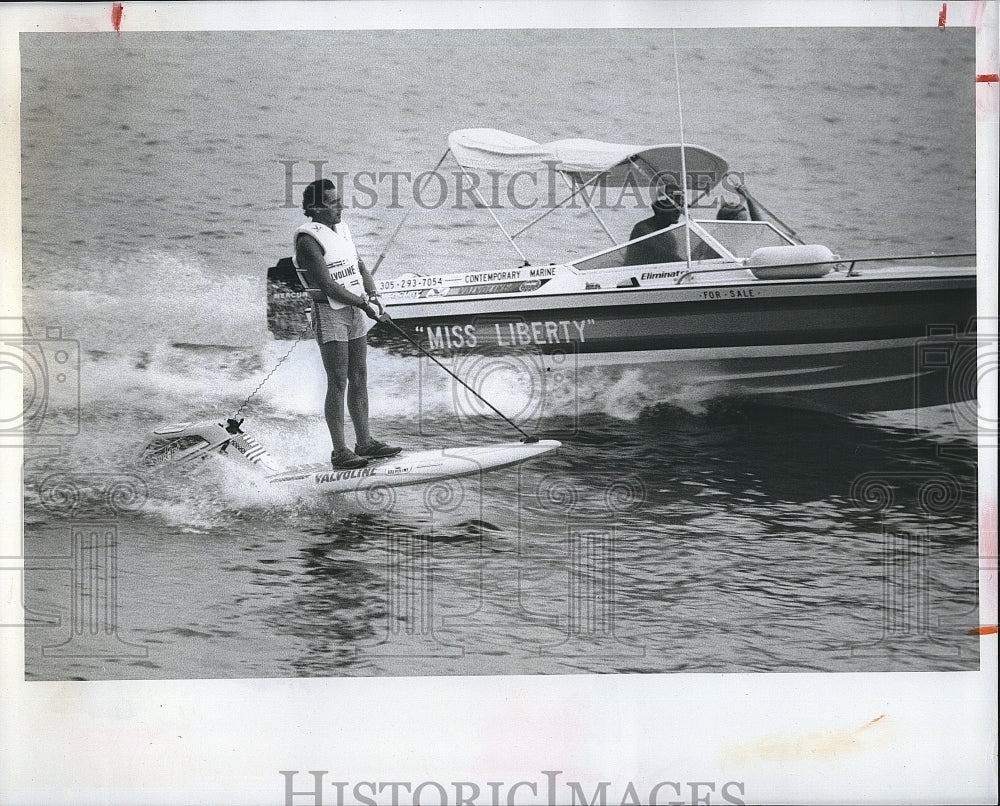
top-left (136, 420), bottom-right (560, 492)
top-left (265, 440), bottom-right (561, 493)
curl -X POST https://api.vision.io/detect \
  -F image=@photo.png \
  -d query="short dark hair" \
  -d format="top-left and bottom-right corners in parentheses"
top-left (302, 178), bottom-right (335, 215)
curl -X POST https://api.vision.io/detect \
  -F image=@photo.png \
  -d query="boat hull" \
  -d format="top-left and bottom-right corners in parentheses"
top-left (371, 273), bottom-right (977, 413)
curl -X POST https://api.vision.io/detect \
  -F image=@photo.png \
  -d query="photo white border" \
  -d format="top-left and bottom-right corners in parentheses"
top-left (1, 2), bottom-right (996, 804)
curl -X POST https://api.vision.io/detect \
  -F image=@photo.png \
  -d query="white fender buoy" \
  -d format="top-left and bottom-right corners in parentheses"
top-left (747, 244), bottom-right (838, 280)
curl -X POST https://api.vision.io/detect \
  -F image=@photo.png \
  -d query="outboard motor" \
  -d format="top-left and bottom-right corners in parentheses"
top-left (267, 256), bottom-right (313, 339)
top-left (135, 418), bottom-right (281, 473)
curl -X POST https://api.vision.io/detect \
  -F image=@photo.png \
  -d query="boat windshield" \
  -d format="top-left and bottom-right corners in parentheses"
top-left (570, 222), bottom-right (722, 271)
top-left (693, 220), bottom-right (794, 257)
top-left (570, 219), bottom-right (794, 271)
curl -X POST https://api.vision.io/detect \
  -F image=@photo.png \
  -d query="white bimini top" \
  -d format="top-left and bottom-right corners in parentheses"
top-left (292, 221), bottom-right (364, 310)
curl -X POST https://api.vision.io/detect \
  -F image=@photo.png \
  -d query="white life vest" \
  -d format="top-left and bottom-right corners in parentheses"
top-left (292, 221), bottom-right (364, 310)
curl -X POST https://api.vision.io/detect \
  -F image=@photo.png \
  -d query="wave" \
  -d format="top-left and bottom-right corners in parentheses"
top-left (23, 246), bottom-right (710, 429)
top-left (22, 247), bottom-right (269, 352)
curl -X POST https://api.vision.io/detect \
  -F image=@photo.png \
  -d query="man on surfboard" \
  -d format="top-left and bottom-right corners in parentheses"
top-left (293, 178), bottom-right (401, 469)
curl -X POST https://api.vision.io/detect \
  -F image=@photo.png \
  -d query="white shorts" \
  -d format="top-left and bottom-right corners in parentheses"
top-left (313, 303), bottom-right (373, 343)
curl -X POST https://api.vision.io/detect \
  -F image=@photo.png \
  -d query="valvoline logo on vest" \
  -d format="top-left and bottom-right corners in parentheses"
top-left (290, 221), bottom-right (364, 310)
top-left (327, 259), bottom-right (356, 283)
top-left (267, 221), bottom-right (366, 337)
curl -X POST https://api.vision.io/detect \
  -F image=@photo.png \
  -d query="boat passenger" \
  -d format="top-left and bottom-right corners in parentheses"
top-left (624, 181), bottom-right (686, 266)
top-left (732, 180), bottom-right (764, 222)
top-left (716, 198), bottom-right (749, 222)
top-left (714, 179), bottom-right (764, 223)
top-left (293, 178), bottom-right (401, 469)
top-left (689, 191), bottom-right (758, 261)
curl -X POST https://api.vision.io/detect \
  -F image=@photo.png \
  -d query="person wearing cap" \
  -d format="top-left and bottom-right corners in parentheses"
top-left (626, 177), bottom-right (765, 265)
top-left (625, 179), bottom-right (687, 266)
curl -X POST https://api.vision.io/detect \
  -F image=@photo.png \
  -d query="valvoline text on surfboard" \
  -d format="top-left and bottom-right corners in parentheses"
top-left (315, 467), bottom-right (378, 484)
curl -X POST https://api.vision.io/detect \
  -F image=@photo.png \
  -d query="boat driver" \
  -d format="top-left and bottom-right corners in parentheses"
top-left (293, 178), bottom-right (402, 469)
top-left (626, 176), bottom-right (764, 265)
top-left (624, 178), bottom-right (686, 266)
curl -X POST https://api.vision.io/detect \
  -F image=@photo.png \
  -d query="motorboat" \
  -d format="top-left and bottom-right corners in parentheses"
top-left (267, 128), bottom-right (977, 414)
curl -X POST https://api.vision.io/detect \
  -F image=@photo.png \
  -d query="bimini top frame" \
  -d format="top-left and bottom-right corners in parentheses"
top-left (371, 128), bottom-right (731, 273)
top-left (445, 128), bottom-right (730, 260)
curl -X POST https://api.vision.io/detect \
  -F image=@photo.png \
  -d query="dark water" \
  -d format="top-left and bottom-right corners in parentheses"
top-left (22, 394), bottom-right (980, 679)
top-left (18, 28), bottom-right (980, 680)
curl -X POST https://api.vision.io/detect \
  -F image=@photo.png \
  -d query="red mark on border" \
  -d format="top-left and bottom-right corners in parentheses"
top-left (977, 74), bottom-right (1000, 83)
top-left (938, 3), bottom-right (947, 28)
top-left (967, 626), bottom-right (998, 636)
top-left (970, 0), bottom-right (987, 30)
top-left (112, 3), bottom-right (124, 33)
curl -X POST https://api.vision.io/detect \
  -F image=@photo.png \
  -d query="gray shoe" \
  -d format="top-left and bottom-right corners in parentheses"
top-left (330, 448), bottom-right (368, 469)
top-left (354, 439), bottom-right (402, 458)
